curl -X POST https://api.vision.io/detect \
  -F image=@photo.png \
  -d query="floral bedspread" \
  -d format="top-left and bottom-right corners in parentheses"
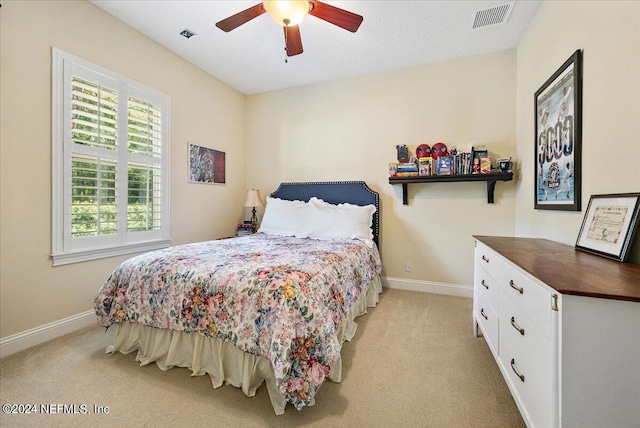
top-left (94, 233), bottom-right (382, 410)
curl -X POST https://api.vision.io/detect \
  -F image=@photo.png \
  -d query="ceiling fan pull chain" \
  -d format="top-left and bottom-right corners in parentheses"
top-left (283, 30), bottom-right (288, 63)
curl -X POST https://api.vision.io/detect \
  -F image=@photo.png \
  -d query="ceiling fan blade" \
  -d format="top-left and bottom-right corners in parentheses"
top-left (215, 3), bottom-right (265, 32)
top-left (284, 25), bottom-right (303, 57)
top-left (308, 0), bottom-right (363, 33)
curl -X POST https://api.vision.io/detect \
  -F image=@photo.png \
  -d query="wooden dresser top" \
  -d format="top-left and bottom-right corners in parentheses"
top-left (473, 236), bottom-right (640, 302)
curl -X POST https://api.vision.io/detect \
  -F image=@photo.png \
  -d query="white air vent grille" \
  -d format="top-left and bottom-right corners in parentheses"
top-left (472, 2), bottom-right (514, 29)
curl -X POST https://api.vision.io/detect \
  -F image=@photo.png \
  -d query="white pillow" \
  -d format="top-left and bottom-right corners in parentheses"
top-left (258, 197), bottom-right (309, 237)
top-left (305, 197), bottom-right (376, 247)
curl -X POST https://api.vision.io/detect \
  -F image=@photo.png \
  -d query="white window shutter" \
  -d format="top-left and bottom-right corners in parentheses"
top-left (51, 48), bottom-right (170, 266)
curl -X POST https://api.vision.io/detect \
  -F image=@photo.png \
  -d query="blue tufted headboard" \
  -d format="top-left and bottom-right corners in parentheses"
top-left (270, 181), bottom-right (380, 247)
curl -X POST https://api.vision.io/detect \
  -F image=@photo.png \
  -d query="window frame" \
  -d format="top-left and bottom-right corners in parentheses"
top-left (51, 48), bottom-right (170, 266)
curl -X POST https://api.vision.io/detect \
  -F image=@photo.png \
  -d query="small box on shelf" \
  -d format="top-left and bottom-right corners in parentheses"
top-left (480, 156), bottom-right (491, 174)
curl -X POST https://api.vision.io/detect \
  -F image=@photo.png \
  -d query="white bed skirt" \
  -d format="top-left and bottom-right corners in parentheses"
top-left (107, 275), bottom-right (382, 415)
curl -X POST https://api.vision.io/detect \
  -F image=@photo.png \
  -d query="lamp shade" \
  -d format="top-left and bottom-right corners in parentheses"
top-left (263, 0), bottom-right (310, 27)
top-left (243, 189), bottom-right (264, 208)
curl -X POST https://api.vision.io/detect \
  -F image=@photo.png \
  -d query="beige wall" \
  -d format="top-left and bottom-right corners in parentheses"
top-left (4, 0), bottom-right (638, 340)
top-left (246, 50), bottom-right (517, 285)
top-left (515, 1), bottom-right (640, 263)
top-left (0, 1), bottom-right (246, 337)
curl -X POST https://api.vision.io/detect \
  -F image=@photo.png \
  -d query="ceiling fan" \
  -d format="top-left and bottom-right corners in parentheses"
top-left (215, 1), bottom-right (363, 57)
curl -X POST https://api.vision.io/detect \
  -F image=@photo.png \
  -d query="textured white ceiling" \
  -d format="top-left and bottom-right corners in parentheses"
top-left (91, 0), bottom-right (542, 95)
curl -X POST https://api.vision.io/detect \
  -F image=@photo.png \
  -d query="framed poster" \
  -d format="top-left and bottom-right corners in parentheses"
top-left (534, 50), bottom-right (582, 211)
top-left (576, 193), bottom-right (640, 262)
top-left (188, 142), bottom-right (226, 184)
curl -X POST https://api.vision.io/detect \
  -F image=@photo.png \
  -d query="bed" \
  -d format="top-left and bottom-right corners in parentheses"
top-left (94, 181), bottom-right (382, 414)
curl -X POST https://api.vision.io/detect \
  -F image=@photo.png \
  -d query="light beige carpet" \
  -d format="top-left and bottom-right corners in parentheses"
top-left (0, 289), bottom-right (524, 428)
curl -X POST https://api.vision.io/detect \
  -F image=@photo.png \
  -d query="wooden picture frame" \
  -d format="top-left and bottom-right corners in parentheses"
top-left (188, 142), bottom-right (226, 184)
top-left (534, 50), bottom-right (582, 211)
top-left (575, 193), bottom-right (640, 262)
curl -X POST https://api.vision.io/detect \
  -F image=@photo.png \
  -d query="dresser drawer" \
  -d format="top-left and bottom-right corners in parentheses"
top-left (499, 299), bottom-right (554, 428)
top-left (474, 292), bottom-right (499, 356)
top-left (500, 264), bottom-right (552, 337)
top-left (475, 242), bottom-right (509, 282)
top-left (474, 262), bottom-right (498, 313)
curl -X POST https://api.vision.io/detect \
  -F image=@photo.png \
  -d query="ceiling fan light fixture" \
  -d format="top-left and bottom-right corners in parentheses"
top-left (263, 0), bottom-right (310, 27)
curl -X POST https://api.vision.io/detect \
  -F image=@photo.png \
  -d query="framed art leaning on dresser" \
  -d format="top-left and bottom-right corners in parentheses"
top-left (575, 192), bottom-right (640, 262)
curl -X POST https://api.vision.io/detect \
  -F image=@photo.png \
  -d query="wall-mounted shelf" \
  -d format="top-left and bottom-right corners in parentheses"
top-left (389, 172), bottom-right (513, 205)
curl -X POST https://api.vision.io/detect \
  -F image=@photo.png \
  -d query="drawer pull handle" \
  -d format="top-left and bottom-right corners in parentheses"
top-left (510, 317), bottom-right (525, 335)
top-left (481, 255), bottom-right (489, 263)
top-left (480, 308), bottom-right (488, 320)
top-left (509, 280), bottom-right (524, 294)
top-left (481, 279), bottom-right (489, 289)
top-left (510, 358), bottom-right (525, 383)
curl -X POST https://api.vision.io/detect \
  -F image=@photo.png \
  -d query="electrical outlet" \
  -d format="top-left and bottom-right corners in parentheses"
top-left (405, 261), bottom-right (413, 272)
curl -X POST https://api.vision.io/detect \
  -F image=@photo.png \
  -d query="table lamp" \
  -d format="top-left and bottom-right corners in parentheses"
top-left (243, 189), bottom-right (264, 231)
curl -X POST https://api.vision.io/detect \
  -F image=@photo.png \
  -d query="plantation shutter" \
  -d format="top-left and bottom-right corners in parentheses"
top-left (127, 96), bottom-right (163, 233)
top-left (71, 157), bottom-right (117, 237)
top-left (70, 75), bottom-right (119, 240)
top-left (52, 49), bottom-right (170, 265)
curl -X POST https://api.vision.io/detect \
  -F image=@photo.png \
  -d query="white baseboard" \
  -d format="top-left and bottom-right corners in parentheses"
top-left (381, 276), bottom-right (473, 298)
top-left (0, 310), bottom-right (96, 358)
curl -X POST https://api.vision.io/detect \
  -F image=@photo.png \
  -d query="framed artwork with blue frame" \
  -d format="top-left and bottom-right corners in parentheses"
top-left (534, 49), bottom-right (582, 211)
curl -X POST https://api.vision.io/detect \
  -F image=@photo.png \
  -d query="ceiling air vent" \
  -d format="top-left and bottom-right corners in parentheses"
top-left (472, 2), bottom-right (514, 29)
top-left (180, 29), bottom-right (196, 39)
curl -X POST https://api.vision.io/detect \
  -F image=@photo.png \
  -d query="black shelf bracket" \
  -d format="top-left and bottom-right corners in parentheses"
top-left (402, 183), bottom-right (408, 205)
top-left (487, 180), bottom-right (497, 204)
top-left (389, 172), bottom-right (513, 205)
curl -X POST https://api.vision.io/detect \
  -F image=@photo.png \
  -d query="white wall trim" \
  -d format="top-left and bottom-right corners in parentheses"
top-left (382, 276), bottom-right (473, 298)
top-left (0, 310), bottom-right (96, 358)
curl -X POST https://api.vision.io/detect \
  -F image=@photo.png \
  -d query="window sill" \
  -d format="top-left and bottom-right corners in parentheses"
top-left (51, 238), bottom-right (171, 266)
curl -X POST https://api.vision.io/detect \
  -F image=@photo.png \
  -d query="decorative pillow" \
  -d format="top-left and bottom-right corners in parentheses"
top-left (305, 197), bottom-right (376, 247)
top-left (258, 197), bottom-right (309, 237)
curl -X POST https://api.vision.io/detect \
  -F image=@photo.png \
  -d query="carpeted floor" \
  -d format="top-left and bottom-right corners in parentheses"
top-left (0, 288), bottom-right (524, 427)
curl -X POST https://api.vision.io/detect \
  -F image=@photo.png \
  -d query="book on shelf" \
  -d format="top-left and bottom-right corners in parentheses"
top-left (437, 156), bottom-right (452, 175)
top-left (398, 160), bottom-right (418, 170)
top-left (418, 157), bottom-right (433, 176)
top-left (398, 160), bottom-right (417, 167)
top-left (396, 167), bottom-right (419, 177)
top-left (237, 222), bottom-right (255, 235)
top-left (395, 171), bottom-right (419, 177)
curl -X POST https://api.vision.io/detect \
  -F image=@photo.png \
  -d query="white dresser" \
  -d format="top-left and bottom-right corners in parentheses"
top-left (473, 236), bottom-right (640, 428)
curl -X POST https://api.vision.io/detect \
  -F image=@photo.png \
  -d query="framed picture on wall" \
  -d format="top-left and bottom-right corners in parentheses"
top-left (534, 49), bottom-right (583, 211)
top-left (188, 142), bottom-right (226, 184)
top-left (575, 193), bottom-right (640, 262)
